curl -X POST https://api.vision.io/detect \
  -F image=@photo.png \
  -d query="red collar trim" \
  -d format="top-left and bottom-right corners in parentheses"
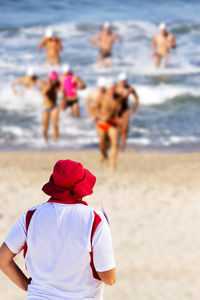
top-left (47, 197), bottom-right (88, 206)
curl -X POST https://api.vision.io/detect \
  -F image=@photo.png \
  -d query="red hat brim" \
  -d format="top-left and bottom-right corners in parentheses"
top-left (42, 168), bottom-right (96, 201)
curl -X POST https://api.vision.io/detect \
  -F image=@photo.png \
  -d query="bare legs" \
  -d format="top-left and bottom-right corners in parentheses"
top-left (42, 107), bottom-right (59, 142)
top-left (51, 107), bottom-right (59, 140)
top-left (118, 110), bottom-right (129, 152)
top-left (154, 53), bottom-right (170, 68)
top-left (97, 126), bottom-right (118, 171)
top-left (155, 53), bottom-right (162, 68)
top-left (105, 57), bottom-right (112, 68)
top-left (97, 53), bottom-right (112, 69)
top-left (60, 99), bottom-right (79, 117)
top-left (97, 53), bottom-right (103, 69)
top-left (42, 110), bottom-right (50, 143)
top-left (96, 126), bottom-right (108, 163)
top-left (107, 126), bottom-right (118, 171)
top-left (71, 103), bottom-right (79, 118)
top-left (60, 99), bottom-right (67, 111)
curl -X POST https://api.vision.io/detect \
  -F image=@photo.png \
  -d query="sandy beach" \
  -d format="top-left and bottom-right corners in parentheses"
top-left (0, 150), bottom-right (200, 300)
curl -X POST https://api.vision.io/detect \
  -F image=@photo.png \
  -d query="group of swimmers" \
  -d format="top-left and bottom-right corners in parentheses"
top-left (11, 21), bottom-right (176, 170)
top-left (12, 64), bottom-right (86, 142)
top-left (27, 21), bottom-right (176, 69)
top-left (12, 65), bottom-right (139, 171)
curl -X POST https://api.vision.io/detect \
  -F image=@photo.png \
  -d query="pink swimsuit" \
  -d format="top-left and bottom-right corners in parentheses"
top-left (62, 74), bottom-right (77, 98)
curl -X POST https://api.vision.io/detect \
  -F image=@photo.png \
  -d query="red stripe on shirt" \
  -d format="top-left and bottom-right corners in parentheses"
top-left (23, 209), bottom-right (37, 258)
top-left (90, 211), bottom-right (102, 281)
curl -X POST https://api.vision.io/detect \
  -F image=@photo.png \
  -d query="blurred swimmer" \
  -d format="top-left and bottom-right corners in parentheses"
top-left (59, 64), bottom-right (86, 117)
top-left (12, 67), bottom-right (42, 95)
top-left (40, 71), bottom-right (60, 142)
top-left (38, 28), bottom-right (63, 65)
top-left (152, 23), bottom-right (176, 68)
top-left (91, 22), bottom-right (121, 68)
top-left (86, 77), bottom-right (107, 119)
top-left (116, 73), bottom-right (139, 151)
top-left (92, 78), bottom-right (120, 171)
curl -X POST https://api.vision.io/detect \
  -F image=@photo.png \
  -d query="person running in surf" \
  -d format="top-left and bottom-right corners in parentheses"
top-left (59, 64), bottom-right (86, 117)
top-left (91, 22), bottom-right (121, 68)
top-left (152, 23), bottom-right (176, 68)
top-left (38, 28), bottom-right (63, 65)
top-left (115, 73), bottom-right (139, 151)
top-left (40, 71), bottom-right (60, 142)
top-left (12, 67), bottom-right (42, 95)
top-left (92, 79), bottom-right (120, 171)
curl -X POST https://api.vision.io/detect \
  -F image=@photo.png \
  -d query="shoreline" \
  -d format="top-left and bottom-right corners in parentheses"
top-left (0, 142), bottom-right (200, 153)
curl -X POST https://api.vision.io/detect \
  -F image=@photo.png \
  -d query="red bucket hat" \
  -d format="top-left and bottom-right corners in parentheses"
top-left (42, 159), bottom-right (96, 202)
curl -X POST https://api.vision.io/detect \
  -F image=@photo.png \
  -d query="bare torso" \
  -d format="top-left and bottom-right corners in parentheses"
top-left (115, 84), bottom-right (130, 111)
top-left (92, 29), bottom-right (120, 53)
top-left (86, 88), bottom-right (105, 118)
top-left (95, 91), bottom-right (120, 123)
top-left (153, 33), bottom-right (175, 56)
top-left (20, 76), bottom-right (39, 88)
top-left (46, 39), bottom-right (60, 58)
top-left (98, 32), bottom-right (117, 52)
top-left (12, 75), bottom-right (42, 95)
top-left (38, 36), bottom-right (62, 64)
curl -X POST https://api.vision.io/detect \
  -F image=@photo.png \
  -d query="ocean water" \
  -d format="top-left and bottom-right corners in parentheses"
top-left (0, 0), bottom-right (200, 151)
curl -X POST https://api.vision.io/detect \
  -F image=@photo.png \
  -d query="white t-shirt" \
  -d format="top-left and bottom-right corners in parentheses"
top-left (5, 202), bottom-right (115, 300)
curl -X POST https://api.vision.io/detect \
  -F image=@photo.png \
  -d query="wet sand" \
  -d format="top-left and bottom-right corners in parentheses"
top-left (0, 150), bottom-right (199, 300)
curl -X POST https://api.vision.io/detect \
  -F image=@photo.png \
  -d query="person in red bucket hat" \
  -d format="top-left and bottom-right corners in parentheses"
top-left (0, 159), bottom-right (116, 300)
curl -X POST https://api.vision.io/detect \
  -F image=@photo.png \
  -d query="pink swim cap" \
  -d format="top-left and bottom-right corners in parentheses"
top-left (49, 71), bottom-right (58, 81)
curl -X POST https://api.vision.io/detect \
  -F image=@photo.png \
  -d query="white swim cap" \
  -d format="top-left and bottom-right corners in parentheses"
top-left (62, 64), bottom-right (70, 73)
top-left (26, 67), bottom-right (34, 76)
top-left (97, 77), bottom-right (106, 88)
top-left (119, 72), bottom-right (127, 81)
top-left (104, 22), bottom-right (110, 28)
top-left (45, 28), bottom-right (53, 38)
top-left (159, 23), bottom-right (166, 30)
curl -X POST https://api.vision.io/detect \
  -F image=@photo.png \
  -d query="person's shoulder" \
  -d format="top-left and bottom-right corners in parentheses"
top-left (19, 204), bottom-right (42, 222)
top-left (129, 84), bottom-right (135, 92)
top-left (73, 204), bottom-right (98, 220)
top-left (153, 33), bottom-right (159, 40)
top-left (94, 88), bottom-right (101, 97)
top-left (88, 206), bottom-right (107, 223)
top-left (168, 32), bottom-right (174, 39)
top-left (20, 75), bottom-right (27, 80)
top-left (88, 89), bottom-right (95, 98)
top-left (73, 73), bottom-right (78, 80)
top-left (26, 204), bottom-right (43, 213)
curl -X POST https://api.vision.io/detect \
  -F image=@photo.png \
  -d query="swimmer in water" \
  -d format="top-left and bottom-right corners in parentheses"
top-left (115, 73), bottom-right (139, 152)
top-left (40, 71), bottom-right (60, 142)
top-left (59, 64), bottom-right (86, 117)
top-left (86, 77), bottom-right (107, 120)
top-left (12, 67), bottom-right (42, 95)
top-left (92, 79), bottom-right (120, 171)
top-left (152, 23), bottom-right (176, 68)
top-left (91, 22), bottom-right (121, 68)
top-left (38, 28), bottom-right (63, 65)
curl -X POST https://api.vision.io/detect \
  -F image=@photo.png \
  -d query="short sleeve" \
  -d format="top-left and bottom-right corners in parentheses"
top-left (92, 215), bottom-right (116, 272)
top-left (4, 212), bottom-right (27, 254)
